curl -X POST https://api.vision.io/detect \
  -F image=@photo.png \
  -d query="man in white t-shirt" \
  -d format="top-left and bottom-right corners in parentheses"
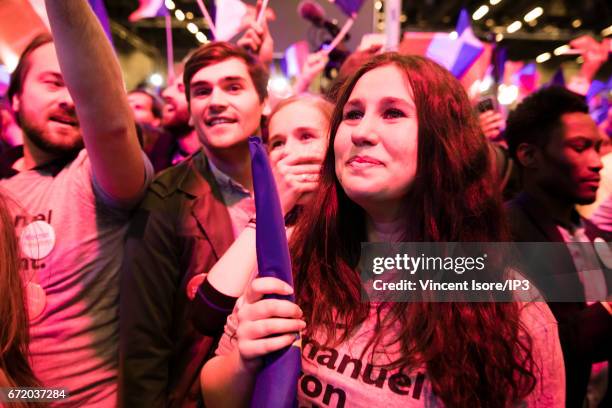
top-left (0, 1), bottom-right (152, 406)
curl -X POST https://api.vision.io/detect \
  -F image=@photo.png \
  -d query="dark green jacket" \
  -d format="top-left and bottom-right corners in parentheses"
top-left (119, 150), bottom-right (236, 407)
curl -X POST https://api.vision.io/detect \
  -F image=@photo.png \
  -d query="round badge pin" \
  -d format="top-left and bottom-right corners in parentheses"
top-left (20, 220), bottom-right (56, 260)
top-left (26, 281), bottom-right (46, 320)
top-left (186, 273), bottom-right (207, 300)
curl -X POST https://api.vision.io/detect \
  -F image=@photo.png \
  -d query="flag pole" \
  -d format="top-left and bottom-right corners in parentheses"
top-left (165, 13), bottom-right (175, 83)
top-left (322, 17), bottom-right (355, 56)
top-left (256, 0), bottom-right (270, 25)
top-left (195, 0), bottom-right (217, 39)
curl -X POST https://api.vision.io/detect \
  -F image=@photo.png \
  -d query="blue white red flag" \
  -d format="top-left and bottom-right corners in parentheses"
top-left (129, 0), bottom-right (168, 22)
top-left (283, 41), bottom-right (310, 78)
top-left (215, 0), bottom-right (248, 41)
top-left (425, 9), bottom-right (484, 78)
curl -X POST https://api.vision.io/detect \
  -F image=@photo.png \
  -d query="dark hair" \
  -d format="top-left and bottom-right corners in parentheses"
top-left (505, 86), bottom-right (589, 165)
top-left (0, 192), bottom-right (40, 394)
top-left (7, 33), bottom-right (54, 103)
top-left (128, 88), bottom-right (163, 119)
top-left (290, 53), bottom-right (536, 407)
top-left (183, 42), bottom-right (269, 104)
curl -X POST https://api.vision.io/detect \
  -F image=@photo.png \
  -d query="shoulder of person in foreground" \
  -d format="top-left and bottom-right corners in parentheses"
top-left (517, 300), bottom-right (565, 407)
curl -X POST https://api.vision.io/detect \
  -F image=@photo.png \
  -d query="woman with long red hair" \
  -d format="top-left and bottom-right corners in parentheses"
top-left (0, 192), bottom-right (39, 405)
top-left (201, 53), bottom-right (565, 407)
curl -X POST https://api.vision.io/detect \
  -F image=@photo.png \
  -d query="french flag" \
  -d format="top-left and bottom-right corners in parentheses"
top-left (425, 9), bottom-right (484, 79)
top-left (283, 41), bottom-right (310, 78)
top-left (128, 0), bottom-right (168, 22)
top-left (400, 32), bottom-right (492, 93)
top-left (513, 62), bottom-right (539, 93)
top-left (215, 0), bottom-right (248, 41)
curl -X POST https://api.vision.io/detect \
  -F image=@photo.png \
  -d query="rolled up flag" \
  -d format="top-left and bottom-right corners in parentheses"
top-left (248, 136), bottom-right (301, 408)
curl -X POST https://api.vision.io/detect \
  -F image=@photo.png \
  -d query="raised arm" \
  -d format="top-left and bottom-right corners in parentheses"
top-left (45, 0), bottom-right (145, 201)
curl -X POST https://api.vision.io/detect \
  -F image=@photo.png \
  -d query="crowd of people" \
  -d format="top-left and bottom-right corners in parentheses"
top-left (0, 0), bottom-right (611, 407)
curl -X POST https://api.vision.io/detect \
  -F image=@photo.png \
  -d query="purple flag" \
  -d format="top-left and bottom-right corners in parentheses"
top-left (449, 9), bottom-right (484, 78)
top-left (88, 0), bottom-right (113, 44)
top-left (492, 46), bottom-right (507, 84)
top-left (546, 69), bottom-right (566, 88)
top-left (331, 0), bottom-right (366, 17)
top-left (248, 137), bottom-right (301, 408)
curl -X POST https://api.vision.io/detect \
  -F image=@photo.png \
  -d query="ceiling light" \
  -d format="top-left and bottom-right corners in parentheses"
top-left (187, 22), bottom-right (198, 33)
top-left (149, 73), bottom-right (164, 87)
top-left (524, 7), bottom-right (543, 22)
top-left (553, 45), bottom-right (570, 56)
top-left (536, 52), bottom-right (551, 63)
top-left (507, 21), bottom-right (522, 33)
top-left (196, 32), bottom-right (208, 43)
top-left (472, 6), bottom-right (489, 21)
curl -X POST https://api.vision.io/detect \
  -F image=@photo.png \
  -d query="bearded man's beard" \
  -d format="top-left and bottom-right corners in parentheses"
top-left (18, 112), bottom-right (84, 158)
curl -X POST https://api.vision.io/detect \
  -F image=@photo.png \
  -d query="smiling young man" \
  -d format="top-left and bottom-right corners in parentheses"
top-left (119, 42), bottom-right (268, 407)
top-left (0, 1), bottom-right (152, 405)
top-left (505, 86), bottom-right (612, 407)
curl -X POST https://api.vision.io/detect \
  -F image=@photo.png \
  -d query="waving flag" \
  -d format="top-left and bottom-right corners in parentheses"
top-left (513, 62), bottom-right (539, 93)
top-left (331, 0), bottom-right (366, 17)
top-left (283, 41), bottom-right (309, 78)
top-left (400, 31), bottom-right (492, 93)
top-left (492, 46), bottom-right (507, 84)
top-left (129, 0), bottom-right (168, 22)
top-left (425, 9), bottom-right (484, 78)
top-left (249, 136), bottom-right (301, 408)
top-left (546, 68), bottom-right (565, 88)
top-left (215, 0), bottom-right (248, 41)
top-left (587, 76), bottom-right (612, 124)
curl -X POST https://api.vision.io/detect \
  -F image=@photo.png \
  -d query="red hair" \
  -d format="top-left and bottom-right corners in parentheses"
top-left (0, 192), bottom-right (39, 395)
top-left (290, 53), bottom-right (536, 407)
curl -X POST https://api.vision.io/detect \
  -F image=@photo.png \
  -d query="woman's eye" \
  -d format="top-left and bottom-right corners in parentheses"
top-left (300, 132), bottom-right (316, 141)
top-left (269, 139), bottom-right (285, 150)
top-left (343, 110), bottom-right (363, 120)
top-left (383, 108), bottom-right (406, 119)
top-left (45, 80), bottom-right (62, 89)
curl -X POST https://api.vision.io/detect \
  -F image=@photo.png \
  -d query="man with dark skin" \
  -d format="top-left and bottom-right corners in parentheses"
top-left (505, 86), bottom-right (612, 407)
